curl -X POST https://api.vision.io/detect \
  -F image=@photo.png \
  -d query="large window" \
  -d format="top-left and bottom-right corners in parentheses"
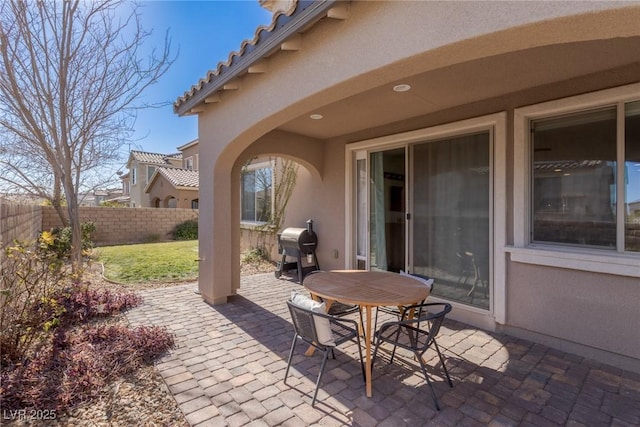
top-left (625, 101), bottom-right (640, 252)
top-left (514, 84), bottom-right (640, 276)
top-left (241, 163), bottom-right (272, 223)
top-left (531, 108), bottom-right (617, 249)
top-left (531, 104), bottom-right (639, 252)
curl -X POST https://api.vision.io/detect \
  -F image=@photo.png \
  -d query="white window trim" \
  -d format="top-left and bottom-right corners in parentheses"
top-left (345, 112), bottom-right (507, 324)
top-left (240, 159), bottom-right (275, 225)
top-left (511, 82), bottom-right (640, 278)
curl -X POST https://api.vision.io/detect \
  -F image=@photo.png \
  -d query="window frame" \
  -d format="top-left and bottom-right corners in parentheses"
top-left (346, 112), bottom-right (508, 325)
top-left (240, 160), bottom-right (274, 225)
top-left (147, 165), bottom-right (156, 182)
top-left (511, 83), bottom-right (640, 278)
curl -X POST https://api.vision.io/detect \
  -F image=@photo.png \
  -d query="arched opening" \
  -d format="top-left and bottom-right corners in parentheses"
top-left (164, 196), bottom-right (177, 209)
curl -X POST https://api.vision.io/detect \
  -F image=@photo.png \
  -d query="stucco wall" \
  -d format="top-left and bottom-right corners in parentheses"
top-left (190, 0), bottom-right (640, 368)
top-left (181, 145), bottom-right (199, 170)
top-left (41, 206), bottom-right (198, 246)
top-left (0, 202), bottom-right (42, 253)
top-left (506, 261), bottom-right (640, 361)
top-left (146, 175), bottom-right (199, 209)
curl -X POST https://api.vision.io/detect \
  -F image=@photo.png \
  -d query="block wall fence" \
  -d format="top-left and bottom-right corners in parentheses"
top-left (0, 202), bottom-right (42, 254)
top-left (1, 202), bottom-right (198, 247)
top-left (2, 202), bottom-right (274, 261)
top-left (40, 206), bottom-right (199, 246)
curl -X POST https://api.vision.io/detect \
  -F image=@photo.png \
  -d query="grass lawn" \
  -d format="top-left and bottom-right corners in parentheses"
top-left (96, 240), bottom-right (199, 284)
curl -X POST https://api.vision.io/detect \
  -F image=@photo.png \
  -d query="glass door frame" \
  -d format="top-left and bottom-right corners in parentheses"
top-left (345, 112), bottom-right (507, 326)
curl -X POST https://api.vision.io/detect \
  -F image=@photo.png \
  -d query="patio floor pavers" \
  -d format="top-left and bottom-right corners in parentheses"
top-left (126, 273), bottom-right (640, 426)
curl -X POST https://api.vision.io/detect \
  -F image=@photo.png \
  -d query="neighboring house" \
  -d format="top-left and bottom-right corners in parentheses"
top-left (174, 0), bottom-right (640, 372)
top-left (178, 139), bottom-right (199, 171)
top-left (114, 171), bottom-right (131, 206)
top-left (143, 139), bottom-right (200, 208)
top-left (124, 146), bottom-right (192, 208)
top-left (93, 188), bottom-right (129, 206)
top-left (145, 167), bottom-right (199, 209)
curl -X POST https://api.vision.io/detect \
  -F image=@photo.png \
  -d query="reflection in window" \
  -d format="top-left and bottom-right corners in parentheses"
top-left (241, 167), bottom-right (272, 223)
top-left (532, 109), bottom-right (617, 248)
top-left (626, 101), bottom-right (640, 252)
top-left (532, 102), bottom-right (640, 253)
top-left (412, 132), bottom-right (490, 310)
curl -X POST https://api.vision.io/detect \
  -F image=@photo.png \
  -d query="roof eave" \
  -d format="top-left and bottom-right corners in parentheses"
top-left (174, 0), bottom-right (338, 117)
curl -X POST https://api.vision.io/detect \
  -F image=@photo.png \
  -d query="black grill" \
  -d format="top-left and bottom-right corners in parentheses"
top-left (275, 219), bottom-right (319, 283)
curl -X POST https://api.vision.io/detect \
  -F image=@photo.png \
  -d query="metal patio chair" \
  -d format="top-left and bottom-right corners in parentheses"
top-left (285, 299), bottom-right (365, 406)
top-left (374, 272), bottom-right (434, 334)
top-left (372, 302), bottom-right (453, 410)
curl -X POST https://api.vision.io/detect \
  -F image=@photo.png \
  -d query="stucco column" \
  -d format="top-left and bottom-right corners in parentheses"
top-left (198, 142), bottom-right (239, 305)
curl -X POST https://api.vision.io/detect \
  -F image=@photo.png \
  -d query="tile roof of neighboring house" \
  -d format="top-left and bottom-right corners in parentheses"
top-left (177, 138), bottom-right (199, 151)
top-left (534, 160), bottom-right (605, 171)
top-left (174, 0), bottom-right (342, 116)
top-left (130, 150), bottom-right (182, 165)
top-left (145, 167), bottom-right (199, 193)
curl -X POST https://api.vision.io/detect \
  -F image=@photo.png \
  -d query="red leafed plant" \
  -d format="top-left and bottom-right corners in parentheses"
top-left (1, 323), bottom-right (175, 411)
top-left (0, 241), bottom-right (175, 413)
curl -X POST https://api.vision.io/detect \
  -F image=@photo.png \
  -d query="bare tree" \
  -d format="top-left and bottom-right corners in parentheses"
top-left (243, 156), bottom-right (299, 231)
top-left (0, 0), bottom-right (173, 272)
top-left (270, 157), bottom-right (298, 230)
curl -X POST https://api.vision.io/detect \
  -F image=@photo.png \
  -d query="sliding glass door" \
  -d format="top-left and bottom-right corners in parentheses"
top-left (352, 129), bottom-right (491, 310)
top-left (369, 148), bottom-right (406, 272)
top-left (410, 132), bottom-right (491, 310)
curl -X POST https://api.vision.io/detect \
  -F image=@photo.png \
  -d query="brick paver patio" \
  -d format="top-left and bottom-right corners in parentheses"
top-left (126, 274), bottom-right (640, 426)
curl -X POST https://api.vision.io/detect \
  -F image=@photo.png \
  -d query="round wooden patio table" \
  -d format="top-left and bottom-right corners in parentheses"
top-left (303, 270), bottom-right (430, 397)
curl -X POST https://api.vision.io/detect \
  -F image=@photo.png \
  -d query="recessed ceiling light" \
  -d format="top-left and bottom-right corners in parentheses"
top-left (393, 84), bottom-right (411, 92)
top-left (310, 113), bottom-right (323, 120)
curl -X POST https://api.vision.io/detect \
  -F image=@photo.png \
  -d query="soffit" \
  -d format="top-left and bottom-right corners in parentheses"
top-left (278, 37), bottom-right (640, 140)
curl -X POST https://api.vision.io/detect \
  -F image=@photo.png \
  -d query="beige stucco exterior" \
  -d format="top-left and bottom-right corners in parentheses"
top-left (178, 139), bottom-right (199, 171)
top-left (146, 174), bottom-right (198, 209)
top-left (182, 1), bottom-right (640, 371)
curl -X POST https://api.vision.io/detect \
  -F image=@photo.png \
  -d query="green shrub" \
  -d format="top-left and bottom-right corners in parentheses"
top-left (173, 219), bottom-right (198, 240)
top-left (43, 221), bottom-right (96, 259)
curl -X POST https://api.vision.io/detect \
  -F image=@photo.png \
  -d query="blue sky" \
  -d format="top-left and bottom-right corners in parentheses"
top-left (125, 1), bottom-right (640, 203)
top-left (129, 1), bottom-right (272, 156)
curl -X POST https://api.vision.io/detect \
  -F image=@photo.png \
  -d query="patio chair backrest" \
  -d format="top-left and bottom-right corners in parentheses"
top-left (287, 300), bottom-right (328, 347)
top-left (379, 302), bottom-right (452, 354)
top-left (413, 303), bottom-right (451, 351)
